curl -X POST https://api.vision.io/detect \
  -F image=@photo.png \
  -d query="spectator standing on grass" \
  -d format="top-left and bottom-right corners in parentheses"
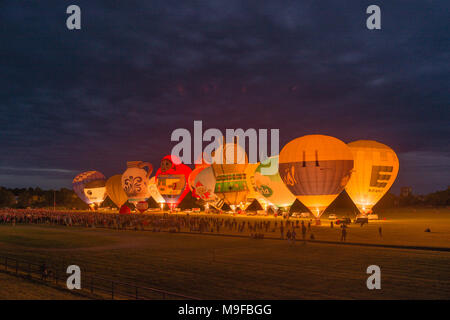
top-left (341, 224), bottom-right (347, 242)
top-left (280, 224), bottom-right (284, 239)
top-left (330, 221), bottom-right (334, 228)
top-left (307, 221), bottom-right (311, 231)
top-left (291, 229), bottom-right (296, 244)
top-left (378, 227), bottom-right (382, 238)
top-left (286, 229), bottom-right (291, 242)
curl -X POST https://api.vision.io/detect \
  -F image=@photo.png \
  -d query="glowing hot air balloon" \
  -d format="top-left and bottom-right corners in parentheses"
top-left (193, 166), bottom-right (218, 202)
top-left (345, 140), bottom-right (399, 215)
top-left (83, 180), bottom-right (107, 207)
top-left (188, 165), bottom-right (211, 199)
top-left (155, 155), bottom-right (192, 210)
top-left (148, 176), bottom-right (165, 204)
top-left (106, 175), bottom-right (128, 209)
top-left (121, 161), bottom-right (153, 204)
top-left (254, 156), bottom-right (296, 208)
top-left (211, 139), bottom-right (249, 209)
top-left (244, 162), bottom-right (272, 209)
top-left (72, 171), bottom-right (106, 208)
top-left (279, 135), bottom-right (354, 219)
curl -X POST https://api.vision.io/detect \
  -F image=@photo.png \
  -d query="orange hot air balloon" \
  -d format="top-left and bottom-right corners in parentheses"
top-left (106, 175), bottom-right (128, 209)
top-left (345, 140), bottom-right (399, 215)
top-left (279, 135), bottom-right (354, 218)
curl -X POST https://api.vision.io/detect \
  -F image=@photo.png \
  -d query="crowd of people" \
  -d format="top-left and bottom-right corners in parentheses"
top-left (0, 208), bottom-right (355, 243)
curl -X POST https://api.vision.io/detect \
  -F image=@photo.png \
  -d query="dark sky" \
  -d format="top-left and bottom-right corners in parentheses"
top-left (0, 1), bottom-right (449, 194)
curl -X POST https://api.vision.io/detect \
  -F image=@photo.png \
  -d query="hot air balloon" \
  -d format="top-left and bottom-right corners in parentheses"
top-left (121, 161), bottom-right (153, 205)
top-left (72, 171), bottom-right (106, 208)
top-left (279, 135), bottom-right (354, 220)
top-left (345, 140), bottom-right (399, 215)
top-left (155, 155), bottom-right (192, 210)
top-left (211, 139), bottom-right (249, 209)
top-left (193, 166), bottom-right (217, 201)
top-left (135, 201), bottom-right (149, 213)
top-left (83, 180), bottom-right (107, 208)
top-left (106, 175), bottom-right (128, 209)
top-left (148, 176), bottom-right (165, 204)
top-left (244, 162), bottom-right (272, 209)
top-left (188, 166), bottom-right (210, 199)
top-left (254, 156), bottom-right (296, 208)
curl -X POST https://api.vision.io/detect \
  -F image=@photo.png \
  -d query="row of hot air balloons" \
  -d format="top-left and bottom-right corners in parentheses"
top-left (72, 135), bottom-right (399, 218)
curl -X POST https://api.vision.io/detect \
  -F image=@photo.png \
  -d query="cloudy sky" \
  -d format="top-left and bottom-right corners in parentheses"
top-left (0, 1), bottom-right (449, 194)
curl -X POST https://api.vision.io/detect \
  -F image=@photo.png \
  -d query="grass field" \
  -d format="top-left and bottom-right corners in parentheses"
top-left (0, 271), bottom-right (85, 299)
top-left (0, 207), bottom-right (449, 299)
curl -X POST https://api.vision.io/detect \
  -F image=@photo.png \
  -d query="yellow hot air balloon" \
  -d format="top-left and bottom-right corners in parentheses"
top-left (279, 135), bottom-right (354, 219)
top-left (148, 176), bottom-right (165, 204)
top-left (106, 175), bottom-right (128, 209)
top-left (345, 140), bottom-right (399, 215)
top-left (244, 162), bottom-right (272, 209)
top-left (211, 139), bottom-right (249, 208)
top-left (254, 156), bottom-right (296, 208)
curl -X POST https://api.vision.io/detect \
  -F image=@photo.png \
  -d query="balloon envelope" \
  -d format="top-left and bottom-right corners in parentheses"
top-left (72, 171), bottom-right (106, 205)
top-left (193, 166), bottom-right (217, 202)
top-left (106, 175), bottom-right (128, 208)
top-left (254, 156), bottom-right (296, 208)
top-left (345, 140), bottom-right (399, 214)
top-left (155, 155), bottom-right (192, 208)
top-left (245, 162), bottom-right (272, 208)
top-left (148, 176), bottom-right (165, 203)
top-left (211, 141), bottom-right (249, 207)
top-left (188, 166), bottom-right (208, 199)
top-left (279, 135), bottom-right (354, 218)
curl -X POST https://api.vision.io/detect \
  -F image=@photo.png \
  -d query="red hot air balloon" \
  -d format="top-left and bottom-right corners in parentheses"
top-left (155, 155), bottom-right (192, 211)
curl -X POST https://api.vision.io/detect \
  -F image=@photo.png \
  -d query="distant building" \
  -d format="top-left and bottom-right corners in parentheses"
top-left (400, 187), bottom-right (412, 197)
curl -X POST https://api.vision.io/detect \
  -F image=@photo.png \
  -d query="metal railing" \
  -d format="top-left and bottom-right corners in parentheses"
top-left (0, 255), bottom-right (199, 300)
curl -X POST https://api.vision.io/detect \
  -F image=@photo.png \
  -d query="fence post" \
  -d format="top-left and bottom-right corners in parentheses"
top-left (111, 281), bottom-right (114, 299)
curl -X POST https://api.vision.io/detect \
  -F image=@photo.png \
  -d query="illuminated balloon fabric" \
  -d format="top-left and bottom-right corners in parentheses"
top-left (345, 140), bottom-right (399, 214)
top-left (105, 175), bottom-right (128, 208)
top-left (155, 155), bottom-right (192, 208)
top-left (119, 204), bottom-right (131, 214)
top-left (188, 166), bottom-right (208, 199)
top-left (193, 166), bottom-right (217, 202)
top-left (72, 171), bottom-right (106, 205)
top-left (136, 201), bottom-right (149, 213)
top-left (148, 176), bottom-right (165, 203)
top-left (244, 163), bottom-right (260, 200)
top-left (211, 141), bottom-right (249, 206)
top-left (121, 161), bottom-right (153, 203)
top-left (244, 162), bottom-right (271, 207)
top-left (278, 135), bottom-right (354, 217)
top-left (83, 180), bottom-right (107, 205)
top-left (254, 156), bottom-right (296, 208)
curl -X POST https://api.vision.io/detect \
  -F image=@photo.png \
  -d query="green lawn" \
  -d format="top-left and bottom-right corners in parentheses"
top-left (0, 209), bottom-right (449, 299)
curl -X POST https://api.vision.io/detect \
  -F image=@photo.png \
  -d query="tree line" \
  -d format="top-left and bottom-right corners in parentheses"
top-left (0, 186), bottom-right (448, 210)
